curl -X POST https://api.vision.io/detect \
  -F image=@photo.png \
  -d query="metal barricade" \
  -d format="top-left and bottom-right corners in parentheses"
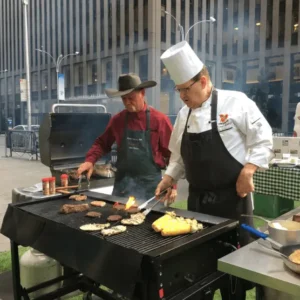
top-left (6, 130), bottom-right (39, 160)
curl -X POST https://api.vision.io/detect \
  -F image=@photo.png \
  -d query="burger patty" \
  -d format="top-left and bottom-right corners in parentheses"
top-left (85, 211), bottom-right (102, 218)
top-left (107, 214), bottom-right (122, 222)
top-left (126, 207), bottom-right (140, 214)
top-left (113, 203), bottom-right (125, 210)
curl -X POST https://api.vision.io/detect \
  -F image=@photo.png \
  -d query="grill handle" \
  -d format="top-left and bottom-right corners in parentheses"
top-left (52, 104), bottom-right (107, 113)
top-left (184, 273), bottom-right (195, 283)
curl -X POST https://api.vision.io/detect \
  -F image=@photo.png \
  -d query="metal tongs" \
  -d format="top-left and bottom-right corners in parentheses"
top-left (78, 174), bottom-right (90, 191)
top-left (142, 197), bottom-right (162, 216)
top-left (138, 187), bottom-right (171, 210)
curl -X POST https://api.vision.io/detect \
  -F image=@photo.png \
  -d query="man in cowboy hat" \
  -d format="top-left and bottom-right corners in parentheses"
top-left (155, 41), bottom-right (273, 299)
top-left (78, 73), bottom-right (176, 202)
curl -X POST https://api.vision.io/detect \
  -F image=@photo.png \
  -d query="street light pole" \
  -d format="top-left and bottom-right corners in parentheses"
top-left (22, 0), bottom-right (32, 131)
top-left (184, 17), bottom-right (216, 41)
top-left (36, 49), bottom-right (79, 103)
top-left (164, 10), bottom-right (184, 41)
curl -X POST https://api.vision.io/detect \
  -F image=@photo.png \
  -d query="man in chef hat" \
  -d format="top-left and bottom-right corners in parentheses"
top-left (155, 41), bottom-right (274, 298)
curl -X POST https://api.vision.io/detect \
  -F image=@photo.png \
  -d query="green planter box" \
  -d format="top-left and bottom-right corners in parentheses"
top-left (253, 193), bottom-right (294, 218)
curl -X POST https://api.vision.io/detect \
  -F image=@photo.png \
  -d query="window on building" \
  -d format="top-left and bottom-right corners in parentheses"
top-left (138, 54), bottom-right (148, 82)
top-left (116, 0), bottom-right (121, 47)
top-left (125, 0), bottom-right (129, 46)
top-left (88, 61), bottom-right (97, 85)
top-left (122, 57), bottom-right (129, 74)
top-left (106, 61), bottom-right (112, 88)
top-left (7, 78), bottom-right (12, 95)
top-left (1, 79), bottom-right (5, 95)
top-left (161, 0), bottom-right (167, 43)
top-left (254, 0), bottom-right (261, 52)
top-left (108, 1), bottom-right (113, 49)
top-left (101, 2), bottom-right (105, 51)
top-left (266, 0), bottom-right (273, 50)
top-left (15, 76), bottom-right (20, 93)
top-left (32, 72), bottom-right (39, 91)
top-left (143, 0), bottom-right (148, 41)
top-left (292, 0), bottom-right (299, 46)
top-left (62, 66), bottom-right (70, 88)
top-left (278, 0), bottom-right (285, 48)
top-left (74, 63), bottom-right (84, 86)
top-left (134, 0), bottom-right (139, 43)
top-left (51, 68), bottom-right (57, 89)
top-left (41, 71), bottom-right (48, 91)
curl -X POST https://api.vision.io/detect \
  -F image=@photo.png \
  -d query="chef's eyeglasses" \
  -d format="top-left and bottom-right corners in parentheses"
top-left (174, 80), bottom-right (198, 93)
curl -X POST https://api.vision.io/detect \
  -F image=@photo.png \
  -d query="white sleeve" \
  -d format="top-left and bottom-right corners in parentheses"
top-left (236, 97), bottom-right (274, 169)
top-left (165, 114), bottom-right (186, 181)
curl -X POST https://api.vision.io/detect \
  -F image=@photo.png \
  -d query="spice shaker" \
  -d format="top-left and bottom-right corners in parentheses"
top-left (42, 178), bottom-right (50, 196)
top-left (49, 177), bottom-right (56, 195)
top-left (60, 174), bottom-right (69, 187)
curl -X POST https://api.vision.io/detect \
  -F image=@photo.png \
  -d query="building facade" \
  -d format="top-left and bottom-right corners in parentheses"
top-left (0, 0), bottom-right (299, 132)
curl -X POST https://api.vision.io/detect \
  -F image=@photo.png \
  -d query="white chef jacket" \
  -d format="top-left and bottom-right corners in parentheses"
top-left (165, 89), bottom-right (274, 181)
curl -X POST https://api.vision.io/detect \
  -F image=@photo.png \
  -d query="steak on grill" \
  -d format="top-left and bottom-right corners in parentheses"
top-left (91, 201), bottom-right (106, 207)
top-left (69, 194), bottom-right (87, 201)
top-left (60, 204), bottom-right (89, 214)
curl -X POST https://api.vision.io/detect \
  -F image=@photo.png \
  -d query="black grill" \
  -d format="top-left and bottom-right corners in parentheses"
top-left (1, 192), bottom-right (238, 300)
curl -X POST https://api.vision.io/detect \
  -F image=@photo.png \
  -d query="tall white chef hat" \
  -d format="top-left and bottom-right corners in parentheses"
top-left (161, 41), bottom-right (204, 85)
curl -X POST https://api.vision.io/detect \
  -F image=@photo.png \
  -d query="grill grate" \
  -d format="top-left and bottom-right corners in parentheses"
top-left (19, 196), bottom-right (209, 255)
top-left (90, 216), bottom-right (187, 253)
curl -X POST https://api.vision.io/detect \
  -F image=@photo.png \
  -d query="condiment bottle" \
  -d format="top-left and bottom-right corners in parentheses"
top-left (49, 177), bottom-right (56, 195)
top-left (42, 178), bottom-right (50, 196)
top-left (60, 174), bottom-right (69, 187)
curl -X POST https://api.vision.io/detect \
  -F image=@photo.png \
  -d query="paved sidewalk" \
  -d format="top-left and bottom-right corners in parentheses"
top-left (0, 142), bottom-right (50, 251)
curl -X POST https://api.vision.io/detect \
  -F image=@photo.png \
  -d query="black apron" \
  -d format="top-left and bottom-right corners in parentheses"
top-left (112, 108), bottom-right (162, 201)
top-left (181, 89), bottom-right (254, 247)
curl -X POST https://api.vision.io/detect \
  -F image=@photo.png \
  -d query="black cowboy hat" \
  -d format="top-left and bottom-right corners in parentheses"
top-left (105, 73), bottom-right (157, 98)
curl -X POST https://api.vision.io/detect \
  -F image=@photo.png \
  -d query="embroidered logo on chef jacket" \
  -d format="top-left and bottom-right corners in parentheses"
top-left (219, 114), bottom-right (229, 123)
top-left (218, 114), bottom-right (233, 132)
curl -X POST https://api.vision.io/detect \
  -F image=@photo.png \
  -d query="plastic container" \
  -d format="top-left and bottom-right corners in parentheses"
top-left (60, 174), bottom-right (69, 187)
top-left (42, 178), bottom-right (50, 195)
top-left (49, 177), bottom-right (56, 195)
top-left (20, 248), bottom-right (62, 298)
top-left (253, 193), bottom-right (294, 218)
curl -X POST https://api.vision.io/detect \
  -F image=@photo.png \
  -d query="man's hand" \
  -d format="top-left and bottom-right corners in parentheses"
top-left (155, 175), bottom-right (176, 204)
top-left (236, 163), bottom-right (257, 198)
top-left (166, 188), bottom-right (177, 205)
top-left (77, 162), bottom-right (94, 179)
